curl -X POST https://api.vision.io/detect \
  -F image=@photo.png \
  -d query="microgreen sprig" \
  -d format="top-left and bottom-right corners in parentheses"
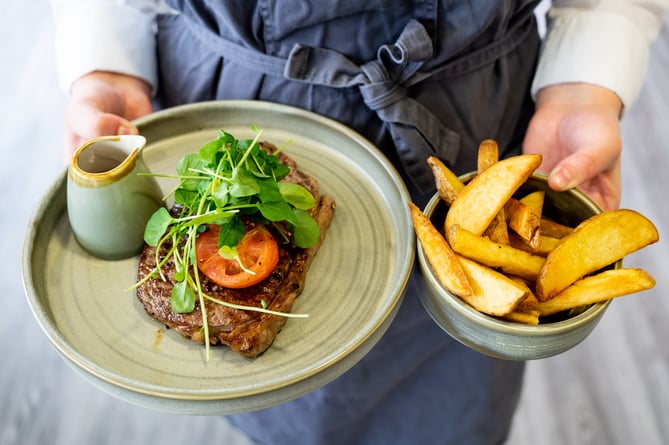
top-left (133, 127), bottom-right (317, 361)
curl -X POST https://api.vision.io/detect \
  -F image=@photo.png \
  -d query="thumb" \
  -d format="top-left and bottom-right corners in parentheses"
top-left (67, 99), bottom-right (139, 140)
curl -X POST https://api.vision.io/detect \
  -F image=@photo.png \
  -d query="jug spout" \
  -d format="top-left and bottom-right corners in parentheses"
top-left (70, 135), bottom-right (148, 186)
top-left (67, 135), bottom-right (164, 260)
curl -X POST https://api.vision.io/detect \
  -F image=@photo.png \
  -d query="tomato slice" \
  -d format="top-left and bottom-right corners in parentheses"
top-left (196, 224), bottom-right (279, 289)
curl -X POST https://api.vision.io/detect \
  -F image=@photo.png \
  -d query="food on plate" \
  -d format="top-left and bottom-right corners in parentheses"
top-left (476, 140), bottom-right (510, 245)
top-left (409, 202), bottom-right (472, 298)
top-left (535, 208), bottom-right (659, 301)
top-left (411, 143), bottom-right (659, 324)
top-left (444, 154), bottom-right (542, 241)
top-left (456, 256), bottom-right (529, 317)
top-left (535, 268), bottom-right (656, 316)
top-left (447, 224), bottom-right (545, 281)
top-left (505, 193), bottom-right (543, 250)
top-left (134, 129), bottom-right (335, 358)
top-left (427, 156), bottom-right (464, 206)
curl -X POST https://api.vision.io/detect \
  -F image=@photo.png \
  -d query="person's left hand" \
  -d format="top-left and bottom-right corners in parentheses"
top-left (522, 82), bottom-right (623, 211)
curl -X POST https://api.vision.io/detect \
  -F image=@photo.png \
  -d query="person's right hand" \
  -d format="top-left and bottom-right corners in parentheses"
top-left (64, 71), bottom-right (154, 160)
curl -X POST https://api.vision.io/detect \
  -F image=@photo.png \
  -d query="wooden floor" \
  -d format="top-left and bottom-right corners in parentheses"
top-left (2, 2), bottom-right (667, 444)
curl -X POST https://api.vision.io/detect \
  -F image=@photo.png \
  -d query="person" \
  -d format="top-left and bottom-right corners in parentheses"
top-left (51, 1), bottom-right (668, 444)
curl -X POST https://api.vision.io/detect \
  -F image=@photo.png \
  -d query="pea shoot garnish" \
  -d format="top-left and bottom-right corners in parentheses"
top-left (133, 127), bottom-right (317, 360)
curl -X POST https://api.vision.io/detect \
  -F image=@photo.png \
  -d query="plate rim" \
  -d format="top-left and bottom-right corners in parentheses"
top-left (21, 100), bottom-right (415, 408)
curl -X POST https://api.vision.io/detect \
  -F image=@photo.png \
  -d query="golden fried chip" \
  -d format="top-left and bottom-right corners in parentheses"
top-left (539, 218), bottom-right (573, 239)
top-left (409, 202), bottom-right (473, 298)
top-left (477, 140), bottom-right (510, 245)
top-left (504, 198), bottom-right (541, 250)
top-left (457, 256), bottom-right (529, 317)
top-left (426, 156), bottom-right (464, 206)
top-left (447, 224), bottom-right (545, 281)
top-left (445, 154), bottom-right (542, 241)
top-left (536, 268), bottom-right (656, 316)
top-left (536, 209), bottom-right (659, 301)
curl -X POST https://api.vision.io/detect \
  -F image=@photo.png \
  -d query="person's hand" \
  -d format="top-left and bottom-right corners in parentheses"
top-left (64, 71), bottom-right (154, 159)
top-left (522, 83), bottom-right (623, 210)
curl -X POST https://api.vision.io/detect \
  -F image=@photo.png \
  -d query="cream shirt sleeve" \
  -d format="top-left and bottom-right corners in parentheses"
top-left (532, 0), bottom-right (669, 109)
top-left (51, 0), bottom-right (162, 93)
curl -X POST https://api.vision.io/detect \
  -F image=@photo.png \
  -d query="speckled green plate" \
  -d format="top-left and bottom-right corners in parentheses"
top-left (22, 100), bottom-right (414, 414)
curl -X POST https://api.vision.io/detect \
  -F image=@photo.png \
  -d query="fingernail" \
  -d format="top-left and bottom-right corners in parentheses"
top-left (118, 123), bottom-right (138, 135)
top-left (551, 167), bottom-right (578, 190)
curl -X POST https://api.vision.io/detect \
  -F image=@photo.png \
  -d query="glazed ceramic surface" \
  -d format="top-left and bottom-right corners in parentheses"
top-left (417, 173), bottom-right (614, 361)
top-left (23, 100), bottom-right (414, 414)
top-left (67, 135), bottom-right (163, 260)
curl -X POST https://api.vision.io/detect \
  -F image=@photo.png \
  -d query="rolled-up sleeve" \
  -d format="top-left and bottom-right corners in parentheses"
top-left (51, 0), bottom-right (159, 93)
top-left (532, 0), bottom-right (669, 109)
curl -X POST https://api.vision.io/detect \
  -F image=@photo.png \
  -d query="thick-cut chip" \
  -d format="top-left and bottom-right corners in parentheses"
top-left (409, 202), bottom-right (473, 298)
top-left (477, 139), bottom-right (500, 173)
top-left (536, 268), bottom-right (656, 316)
top-left (502, 309), bottom-right (541, 325)
top-left (427, 156), bottom-right (464, 206)
top-left (539, 218), bottom-right (573, 239)
top-left (520, 191), bottom-right (545, 214)
top-left (536, 209), bottom-right (659, 301)
top-left (447, 224), bottom-right (545, 281)
top-left (505, 198), bottom-right (541, 250)
top-left (445, 154), bottom-right (542, 242)
top-left (457, 256), bottom-right (529, 317)
top-left (508, 232), bottom-right (561, 257)
top-left (477, 140), bottom-right (510, 245)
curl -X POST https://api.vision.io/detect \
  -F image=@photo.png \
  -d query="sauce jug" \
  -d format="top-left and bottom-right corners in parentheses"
top-left (67, 135), bottom-right (163, 260)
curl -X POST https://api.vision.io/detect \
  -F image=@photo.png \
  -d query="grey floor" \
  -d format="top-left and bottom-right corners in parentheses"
top-left (2, 2), bottom-right (667, 445)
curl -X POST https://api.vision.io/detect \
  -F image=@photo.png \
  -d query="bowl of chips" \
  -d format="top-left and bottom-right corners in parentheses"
top-left (412, 147), bottom-right (658, 360)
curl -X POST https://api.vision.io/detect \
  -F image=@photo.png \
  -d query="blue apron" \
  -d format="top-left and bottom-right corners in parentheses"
top-left (156, 1), bottom-right (540, 443)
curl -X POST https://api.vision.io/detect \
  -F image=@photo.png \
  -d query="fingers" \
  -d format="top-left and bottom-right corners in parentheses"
top-left (63, 71), bottom-right (153, 160)
top-left (64, 100), bottom-right (140, 160)
top-left (547, 152), bottom-right (621, 210)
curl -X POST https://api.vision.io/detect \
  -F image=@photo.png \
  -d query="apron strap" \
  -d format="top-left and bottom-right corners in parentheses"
top-left (284, 19), bottom-right (460, 193)
top-left (178, 15), bottom-right (534, 193)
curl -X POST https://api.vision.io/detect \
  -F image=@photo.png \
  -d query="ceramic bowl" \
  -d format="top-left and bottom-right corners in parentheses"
top-left (417, 172), bottom-right (616, 361)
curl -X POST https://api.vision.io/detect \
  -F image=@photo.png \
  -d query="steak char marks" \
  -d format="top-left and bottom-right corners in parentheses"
top-left (136, 143), bottom-right (335, 358)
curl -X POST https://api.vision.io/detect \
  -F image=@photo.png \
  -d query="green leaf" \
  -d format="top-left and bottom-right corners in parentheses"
top-left (198, 137), bottom-right (224, 163)
top-left (144, 207), bottom-right (173, 246)
top-left (211, 181), bottom-right (231, 207)
top-left (230, 167), bottom-right (260, 197)
top-left (278, 182), bottom-right (315, 210)
top-left (177, 153), bottom-right (208, 191)
top-left (171, 280), bottom-right (195, 313)
top-left (217, 216), bottom-right (245, 248)
top-left (291, 209), bottom-right (320, 248)
top-left (258, 200), bottom-right (297, 223)
top-left (174, 188), bottom-right (200, 208)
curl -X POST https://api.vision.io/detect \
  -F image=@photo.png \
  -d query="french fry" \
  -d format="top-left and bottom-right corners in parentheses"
top-left (445, 154), bottom-right (542, 240)
top-left (508, 231), bottom-right (561, 257)
top-left (501, 278), bottom-right (540, 324)
top-left (477, 140), bottom-right (510, 245)
top-left (536, 268), bottom-right (656, 316)
top-left (536, 209), bottom-right (659, 301)
top-left (427, 156), bottom-right (464, 206)
top-left (520, 191), bottom-right (545, 214)
top-left (510, 277), bottom-right (539, 312)
top-left (417, 145), bottom-right (659, 326)
top-left (477, 139), bottom-right (500, 173)
top-left (447, 224), bottom-right (545, 281)
top-left (502, 309), bottom-right (541, 325)
top-left (540, 218), bottom-right (573, 239)
top-left (504, 198), bottom-right (541, 250)
top-left (457, 256), bottom-right (529, 317)
top-left (409, 202), bottom-right (473, 298)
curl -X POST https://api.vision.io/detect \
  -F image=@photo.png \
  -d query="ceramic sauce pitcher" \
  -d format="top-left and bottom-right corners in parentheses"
top-left (67, 135), bottom-right (163, 260)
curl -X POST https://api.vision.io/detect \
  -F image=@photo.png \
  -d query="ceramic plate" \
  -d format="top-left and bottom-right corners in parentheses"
top-left (22, 101), bottom-right (414, 414)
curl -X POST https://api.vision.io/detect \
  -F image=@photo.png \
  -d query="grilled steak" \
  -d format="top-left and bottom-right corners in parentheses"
top-left (135, 145), bottom-right (335, 358)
